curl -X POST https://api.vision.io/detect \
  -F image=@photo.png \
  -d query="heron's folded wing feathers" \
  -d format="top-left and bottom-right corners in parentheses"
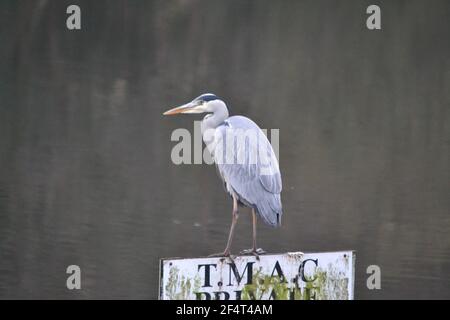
top-left (213, 117), bottom-right (282, 227)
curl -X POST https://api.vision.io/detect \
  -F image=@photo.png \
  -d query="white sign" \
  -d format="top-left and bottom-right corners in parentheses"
top-left (159, 250), bottom-right (355, 300)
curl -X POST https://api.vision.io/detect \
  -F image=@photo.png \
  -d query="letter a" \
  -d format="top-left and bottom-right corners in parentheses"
top-left (366, 265), bottom-right (381, 289)
top-left (66, 265), bottom-right (81, 290)
top-left (66, 5), bottom-right (81, 30)
top-left (366, 5), bottom-right (381, 30)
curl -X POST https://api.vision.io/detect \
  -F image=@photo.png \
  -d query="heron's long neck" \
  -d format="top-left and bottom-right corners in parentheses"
top-left (201, 104), bottom-right (229, 134)
top-left (201, 104), bottom-right (229, 153)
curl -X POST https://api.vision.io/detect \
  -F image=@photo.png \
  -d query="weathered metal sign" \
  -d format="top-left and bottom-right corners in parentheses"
top-left (159, 250), bottom-right (355, 300)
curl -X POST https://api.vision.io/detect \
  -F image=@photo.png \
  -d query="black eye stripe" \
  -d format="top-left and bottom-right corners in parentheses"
top-left (195, 93), bottom-right (218, 102)
top-left (202, 95), bottom-right (217, 102)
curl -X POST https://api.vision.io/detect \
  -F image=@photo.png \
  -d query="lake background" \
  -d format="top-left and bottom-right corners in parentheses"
top-left (0, 0), bottom-right (449, 299)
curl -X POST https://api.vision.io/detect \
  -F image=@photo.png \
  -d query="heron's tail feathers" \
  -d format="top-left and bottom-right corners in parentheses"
top-left (256, 193), bottom-right (282, 228)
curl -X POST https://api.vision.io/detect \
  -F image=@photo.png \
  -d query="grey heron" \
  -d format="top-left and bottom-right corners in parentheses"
top-left (163, 93), bottom-right (282, 257)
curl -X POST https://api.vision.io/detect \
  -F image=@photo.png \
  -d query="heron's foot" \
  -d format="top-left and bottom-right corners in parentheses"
top-left (239, 248), bottom-right (253, 255)
top-left (255, 248), bottom-right (266, 255)
top-left (208, 250), bottom-right (236, 263)
top-left (239, 248), bottom-right (266, 256)
top-left (208, 250), bottom-right (231, 258)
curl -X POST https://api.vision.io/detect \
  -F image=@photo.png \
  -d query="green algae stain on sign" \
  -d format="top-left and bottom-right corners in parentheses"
top-left (160, 251), bottom-right (355, 300)
top-left (164, 266), bottom-right (203, 300)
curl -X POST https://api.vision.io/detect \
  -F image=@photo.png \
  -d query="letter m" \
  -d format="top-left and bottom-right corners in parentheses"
top-left (228, 262), bottom-right (255, 286)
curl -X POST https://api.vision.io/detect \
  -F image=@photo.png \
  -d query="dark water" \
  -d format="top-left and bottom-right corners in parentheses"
top-left (0, 0), bottom-right (449, 299)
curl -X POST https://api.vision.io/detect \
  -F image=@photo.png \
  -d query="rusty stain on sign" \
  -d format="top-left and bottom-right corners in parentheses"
top-left (159, 250), bottom-right (355, 300)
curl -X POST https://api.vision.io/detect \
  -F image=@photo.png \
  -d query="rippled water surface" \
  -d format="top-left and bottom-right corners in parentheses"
top-left (0, 0), bottom-right (449, 299)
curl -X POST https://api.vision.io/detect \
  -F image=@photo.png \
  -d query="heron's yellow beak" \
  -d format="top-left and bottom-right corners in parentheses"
top-left (163, 102), bottom-right (200, 115)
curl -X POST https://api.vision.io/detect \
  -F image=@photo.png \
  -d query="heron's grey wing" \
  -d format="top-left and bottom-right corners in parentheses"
top-left (213, 117), bottom-right (282, 227)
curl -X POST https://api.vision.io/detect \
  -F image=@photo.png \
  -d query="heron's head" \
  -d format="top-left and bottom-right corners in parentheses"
top-left (163, 93), bottom-right (225, 115)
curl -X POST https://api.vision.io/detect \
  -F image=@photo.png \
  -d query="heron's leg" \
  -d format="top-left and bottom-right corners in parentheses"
top-left (252, 209), bottom-right (257, 251)
top-left (209, 195), bottom-right (239, 258)
top-left (252, 209), bottom-right (266, 255)
top-left (240, 209), bottom-right (266, 256)
top-left (223, 195), bottom-right (239, 255)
